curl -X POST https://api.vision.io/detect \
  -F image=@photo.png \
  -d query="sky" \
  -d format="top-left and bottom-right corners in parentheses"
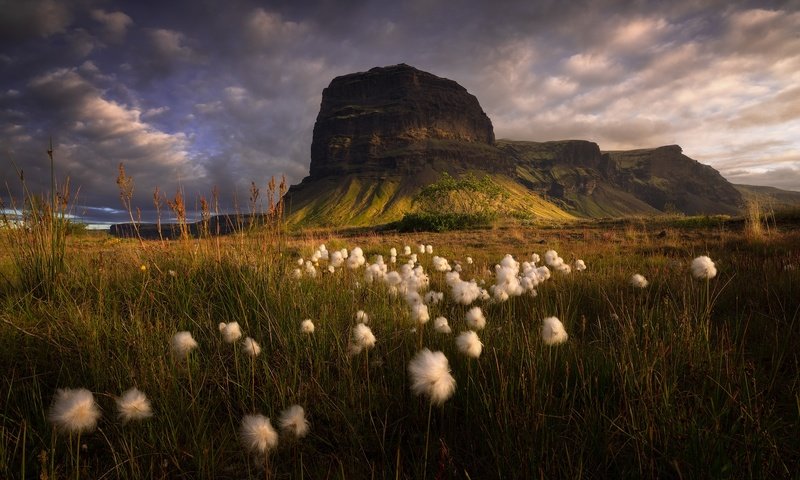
top-left (1, 0), bottom-right (799, 225)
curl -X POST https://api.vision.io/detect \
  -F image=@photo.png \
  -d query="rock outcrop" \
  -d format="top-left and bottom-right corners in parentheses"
top-left (308, 64), bottom-right (506, 178)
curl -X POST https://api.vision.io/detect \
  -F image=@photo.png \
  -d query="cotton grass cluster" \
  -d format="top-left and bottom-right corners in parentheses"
top-left (171, 331), bottom-right (198, 358)
top-left (301, 319), bottom-right (315, 334)
top-left (349, 323), bottom-right (376, 356)
top-left (465, 306), bottom-right (487, 331)
top-left (407, 349), bottom-right (456, 405)
top-left (630, 274), bottom-right (649, 288)
top-left (278, 405), bottom-right (310, 439)
top-left (456, 331), bottom-right (483, 358)
top-left (691, 256), bottom-right (717, 280)
top-left (240, 414), bottom-right (278, 454)
top-left (116, 387), bottom-right (153, 423)
top-left (219, 321), bottom-right (242, 343)
top-left (49, 388), bottom-right (101, 434)
top-left (541, 317), bottom-right (568, 346)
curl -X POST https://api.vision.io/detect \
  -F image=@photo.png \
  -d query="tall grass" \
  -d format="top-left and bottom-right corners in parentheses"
top-left (1, 208), bottom-right (799, 477)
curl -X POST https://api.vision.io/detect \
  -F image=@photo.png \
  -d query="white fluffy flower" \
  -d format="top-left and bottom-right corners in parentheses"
top-left (116, 387), bottom-right (153, 423)
top-left (465, 306), bottom-right (486, 331)
top-left (433, 316), bottom-right (451, 334)
top-left (456, 331), bottom-right (483, 358)
top-left (425, 244), bottom-right (433, 254)
top-left (410, 303), bottom-right (430, 325)
top-left (349, 323), bottom-right (376, 355)
top-left (278, 405), bottom-right (310, 439)
top-left (630, 274), bottom-right (649, 288)
top-left (242, 337), bottom-right (261, 357)
top-left (301, 319), bottom-right (315, 334)
top-left (691, 256), bottom-right (717, 280)
top-left (220, 322), bottom-right (242, 344)
top-left (574, 259), bottom-right (587, 271)
top-left (466, 256), bottom-right (473, 264)
top-left (408, 349), bottom-right (456, 405)
top-left (240, 414), bottom-right (278, 454)
top-left (171, 331), bottom-right (198, 357)
top-left (541, 317), bottom-right (568, 346)
top-left (403, 245), bottom-right (411, 255)
top-left (355, 310), bottom-right (369, 324)
top-left (49, 388), bottom-right (101, 433)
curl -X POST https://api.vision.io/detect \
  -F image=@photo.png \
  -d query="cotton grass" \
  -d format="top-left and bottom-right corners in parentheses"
top-left (278, 405), bottom-right (310, 439)
top-left (219, 321), bottom-right (242, 343)
top-left (171, 331), bottom-right (198, 358)
top-left (49, 388), bottom-right (101, 434)
top-left (691, 255), bottom-right (717, 280)
top-left (541, 317), bottom-right (568, 345)
top-left (434, 316), bottom-right (451, 334)
top-left (630, 274), bottom-right (649, 288)
top-left (301, 319), bottom-right (315, 334)
top-left (456, 331), bottom-right (483, 358)
top-left (116, 387), bottom-right (153, 423)
top-left (240, 414), bottom-right (278, 454)
top-left (242, 337), bottom-right (262, 357)
top-left (408, 349), bottom-right (456, 405)
top-left (465, 306), bottom-right (486, 331)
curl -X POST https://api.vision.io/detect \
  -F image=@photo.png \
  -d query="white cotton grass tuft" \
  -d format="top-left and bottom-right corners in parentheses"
top-left (116, 387), bottom-right (153, 423)
top-left (240, 414), bottom-right (278, 454)
top-left (403, 245), bottom-right (412, 255)
top-left (466, 256), bottom-right (473, 264)
top-left (410, 303), bottom-right (430, 325)
top-left (349, 323), bottom-right (376, 356)
top-left (425, 244), bottom-right (433, 254)
top-left (301, 319), bottom-right (315, 334)
top-left (630, 273), bottom-right (649, 288)
top-left (171, 331), bottom-right (198, 358)
top-left (408, 349), bottom-right (456, 405)
top-left (433, 316), bottom-right (452, 334)
top-left (541, 316), bottom-right (568, 346)
top-left (278, 405), bottom-right (310, 439)
top-left (242, 337), bottom-right (262, 357)
top-left (49, 388), bottom-right (101, 434)
top-left (355, 310), bottom-right (369, 324)
top-left (219, 322), bottom-right (243, 344)
top-left (574, 259), bottom-right (587, 271)
top-left (691, 255), bottom-right (717, 280)
top-left (465, 306), bottom-right (486, 331)
top-left (456, 331), bottom-right (483, 358)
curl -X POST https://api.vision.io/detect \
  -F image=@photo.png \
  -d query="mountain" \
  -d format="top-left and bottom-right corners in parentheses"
top-left (734, 184), bottom-right (800, 210)
top-left (285, 64), bottom-right (753, 227)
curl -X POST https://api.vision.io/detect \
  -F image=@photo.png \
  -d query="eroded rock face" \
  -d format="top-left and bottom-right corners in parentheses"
top-left (309, 64), bottom-right (499, 177)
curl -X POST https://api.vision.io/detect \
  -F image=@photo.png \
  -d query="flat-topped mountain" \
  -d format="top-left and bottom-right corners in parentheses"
top-left (284, 64), bottom-right (754, 226)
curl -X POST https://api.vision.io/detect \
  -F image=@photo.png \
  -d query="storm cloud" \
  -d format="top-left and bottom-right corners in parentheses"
top-left (1, 0), bottom-right (798, 223)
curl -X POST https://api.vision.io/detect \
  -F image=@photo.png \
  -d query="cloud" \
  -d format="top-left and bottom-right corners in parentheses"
top-left (3, 66), bottom-right (199, 209)
top-left (90, 9), bottom-right (134, 43)
top-left (0, 0), bottom-right (72, 41)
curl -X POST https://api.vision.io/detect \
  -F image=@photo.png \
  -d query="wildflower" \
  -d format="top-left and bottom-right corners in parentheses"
top-left (140, 264), bottom-right (147, 272)
top-left (349, 323), bottom-right (376, 356)
top-left (171, 331), bottom-right (198, 357)
top-left (434, 316), bottom-right (451, 334)
top-left (355, 310), bottom-right (369, 323)
top-left (408, 349), bottom-right (456, 405)
top-left (425, 244), bottom-right (433, 254)
top-left (466, 256), bottom-right (473, 264)
top-left (296, 258), bottom-right (304, 266)
top-left (219, 322), bottom-right (242, 344)
top-left (301, 319), bottom-right (315, 334)
top-left (49, 388), bottom-right (101, 434)
top-left (116, 388), bottom-right (153, 423)
top-left (278, 405), bottom-right (309, 439)
top-left (240, 414), bottom-right (278, 454)
top-left (403, 245), bottom-right (412, 255)
top-left (168, 269), bottom-right (177, 277)
top-left (456, 331), bottom-right (483, 358)
top-left (390, 247), bottom-right (397, 257)
top-left (418, 244), bottom-right (426, 254)
top-left (242, 337), bottom-right (261, 357)
top-left (630, 274), bottom-right (648, 288)
top-left (574, 259), bottom-right (587, 271)
top-left (691, 255), bottom-right (717, 280)
top-left (410, 303), bottom-right (430, 325)
top-left (465, 306), bottom-right (486, 331)
top-left (346, 247), bottom-right (366, 269)
top-left (541, 317), bottom-right (568, 346)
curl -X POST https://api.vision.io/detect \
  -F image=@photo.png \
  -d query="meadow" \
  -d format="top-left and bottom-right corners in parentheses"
top-left (1, 211), bottom-right (799, 478)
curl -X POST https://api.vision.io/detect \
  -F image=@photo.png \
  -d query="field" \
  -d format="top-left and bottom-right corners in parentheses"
top-left (1, 216), bottom-right (799, 478)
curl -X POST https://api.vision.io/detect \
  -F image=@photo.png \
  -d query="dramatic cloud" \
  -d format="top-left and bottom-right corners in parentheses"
top-left (1, 0), bottom-right (798, 224)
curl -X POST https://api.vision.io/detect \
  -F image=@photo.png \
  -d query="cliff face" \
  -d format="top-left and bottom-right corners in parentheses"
top-left (308, 64), bottom-right (507, 178)
top-left (282, 64), bottom-right (747, 226)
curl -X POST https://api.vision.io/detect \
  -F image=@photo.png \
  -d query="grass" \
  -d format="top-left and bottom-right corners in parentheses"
top-left (1, 216), bottom-right (799, 478)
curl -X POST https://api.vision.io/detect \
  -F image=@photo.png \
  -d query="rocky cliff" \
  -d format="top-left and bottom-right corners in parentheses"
top-left (282, 64), bottom-right (746, 226)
